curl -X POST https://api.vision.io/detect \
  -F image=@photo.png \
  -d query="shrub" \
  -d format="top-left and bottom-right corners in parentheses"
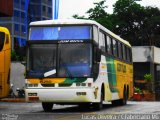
top-left (134, 87), bottom-right (142, 93)
top-left (144, 73), bottom-right (152, 82)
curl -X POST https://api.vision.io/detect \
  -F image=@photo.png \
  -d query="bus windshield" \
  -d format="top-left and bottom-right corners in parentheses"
top-left (58, 43), bottom-right (92, 77)
top-left (28, 44), bottom-right (57, 78)
top-left (0, 32), bottom-right (5, 51)
top-left (27, 43), bottom-right (92, 78)
top-left (29, 26), bottom-right (92, 40)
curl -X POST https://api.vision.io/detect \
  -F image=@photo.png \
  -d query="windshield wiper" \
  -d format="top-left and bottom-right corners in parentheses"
top-left (44, 69), bottom-right (56, 77)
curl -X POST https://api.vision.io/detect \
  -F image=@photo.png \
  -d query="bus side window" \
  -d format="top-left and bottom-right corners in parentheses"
top-left (0, 32), bottom-right (5, 51)
top-left (99, 31), bottom-right (105, 52)
top-left (126, 47), bottom-right (130, 62)
top-left (112, 39), bottom-right (118, 57)
top-left (118, 42), bottom-right (122, 59)
top-left (5, 34), bottom-right (9, 44)
top-left (122, 44), bottom-right (126, 61)
top-left (93, 26), bottom-right (99, 44)
top-left (106, 36), bottom-right (112, 55)
top-left (129, 48), bottom-right (132, 63)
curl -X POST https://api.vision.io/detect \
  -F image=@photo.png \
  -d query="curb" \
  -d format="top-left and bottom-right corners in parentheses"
top-left (0, 98), bottom-right (25, 102)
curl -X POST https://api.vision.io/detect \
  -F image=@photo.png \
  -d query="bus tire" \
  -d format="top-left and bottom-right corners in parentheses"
top-left (92, 91), bottom-right (103, 110)
top-left (118, 88), bottom-right (127, 105)
top-left (127, 85), bottom-right (129, 100)
top-left (42, 102), bottom-right (53, 112)
top-left (112, 88), bottom-right (127, 106)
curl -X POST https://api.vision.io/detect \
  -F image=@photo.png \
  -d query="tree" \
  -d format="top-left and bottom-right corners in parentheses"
top-left (112, 0), bottom-right (160, 46)
top-left (87, 0), bottom-right (107, 20)
top-left (73, 0), bottom-right (160, 47)
top-left (141, 7), bottom-right (160, 46)
top-left (73, 0), bottom-right (115, 30)
top-left (112, 0), bottom-right (145, 45)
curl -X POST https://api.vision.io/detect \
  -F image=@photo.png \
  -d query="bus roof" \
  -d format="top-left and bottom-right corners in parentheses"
top-left (30, 19), bottom-right (131, 47)
top-left (0, 26), bottom-right (10, 34)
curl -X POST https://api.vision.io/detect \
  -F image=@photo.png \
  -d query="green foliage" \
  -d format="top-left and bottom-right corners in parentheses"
top-left (144, 73), bottom-right (152, 82)
top-left (11, 50), bottom-right (20, 61)
top-left (72, 14), bottom-right (86, 19)
top-left (87, 0), bottom-right (108, 19)
top-left (11, 50), bottom-right (25, 61)
top-left (134, 87), bottom-right (142, 93)
top-left (73, 0), bottom-right (160, 47)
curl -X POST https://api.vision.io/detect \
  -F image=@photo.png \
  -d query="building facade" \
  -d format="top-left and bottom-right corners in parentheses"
top-left (0, 0), bottom-right (13, 17)
top-left (0, 0), bottom-right (52, 50)
top-left (132, 46), bottom-right (160, 100)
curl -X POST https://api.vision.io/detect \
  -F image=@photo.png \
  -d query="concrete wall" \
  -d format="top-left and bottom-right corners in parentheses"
top-left (154, 47), bottom-right (160, 64)
top-left (132, 46), bottom-right (160, 64)
top-left (132, 46), bottom-right (152, 62)
top-left (10, 62), bottom-right (25, 94)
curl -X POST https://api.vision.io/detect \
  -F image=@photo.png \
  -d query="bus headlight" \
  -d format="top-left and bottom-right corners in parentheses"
top-left (88, 83), bottom-right (92, 87)
top-left (76, 83), bottom-right (92, 87)
top-left (26, 84), bottom-right (38, 87)
top-left (76, 83), bottom-right (86, 86)
top-left (28, 93), bottom-right (37, 96)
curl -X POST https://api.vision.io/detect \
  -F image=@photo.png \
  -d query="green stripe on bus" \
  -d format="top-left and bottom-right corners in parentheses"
top-left (63, 78), bottom-right (87, 83)
top-left (106, 57), bottom-right (117, 92)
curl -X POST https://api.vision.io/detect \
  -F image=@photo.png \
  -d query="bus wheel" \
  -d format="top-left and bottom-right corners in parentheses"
top-left (92, 92), bottom-right (103, 110)
top-left (112, 89), bottom-right (127, 106)
top-left (120, 88), bottom-right (127, 105)
top-left (42, 102), bottom-right (53, 112)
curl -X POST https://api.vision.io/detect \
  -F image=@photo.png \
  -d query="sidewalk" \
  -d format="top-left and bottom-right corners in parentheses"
top-left (0, 98), bottom-right (25, 102)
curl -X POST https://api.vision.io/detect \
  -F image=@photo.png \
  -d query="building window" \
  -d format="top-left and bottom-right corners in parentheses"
top-left (21, 25), bottom-right (26, 33)
top-left (48, 7), bottom-right (52, 14)
top-left (15, 24), bottom-right (19, 32)
top-left (21, 38), bottom-right (26, 46)
top-left (14, 0), bottom-right (19, 3)
top-left (14, 10), bottom-right (20, 17)
top-left (21, 12), bottom-right (25, 18)
top-left (21, 0), bottom-right (25, 5)
top-left (43, 6), bottom-right (46, 12)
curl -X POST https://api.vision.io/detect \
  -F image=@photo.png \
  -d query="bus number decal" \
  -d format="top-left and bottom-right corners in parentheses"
top-left (58, 40), bottom-right (84, 43)
top-left (40, 79), bottom-right (52, 84)
top-left (117, 63), bottom-right (126, 73)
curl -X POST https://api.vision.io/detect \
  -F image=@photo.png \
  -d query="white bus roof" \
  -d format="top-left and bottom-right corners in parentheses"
top-left (30, 19), bottom-right (131, 47)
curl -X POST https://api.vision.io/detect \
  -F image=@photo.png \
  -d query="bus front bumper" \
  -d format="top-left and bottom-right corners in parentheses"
top-left (25, 88), bottom-right (97, 103)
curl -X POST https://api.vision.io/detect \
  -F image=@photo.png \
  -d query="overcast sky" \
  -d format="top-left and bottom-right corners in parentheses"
top-left (56, 0), bottom-right (160, 19)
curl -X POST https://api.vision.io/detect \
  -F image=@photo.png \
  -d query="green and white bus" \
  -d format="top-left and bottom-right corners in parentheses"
top-left (25, 19), bottom-right (133, 111)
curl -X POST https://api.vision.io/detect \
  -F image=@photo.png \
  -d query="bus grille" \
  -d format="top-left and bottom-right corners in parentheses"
top-left (41, 84), bottom-right (55, 87)
top-left (58, 83), bottom-right (72, 87)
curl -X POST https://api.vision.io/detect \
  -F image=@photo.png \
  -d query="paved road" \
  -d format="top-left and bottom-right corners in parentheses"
top-left (0, 101), bottom-right (160, 120)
